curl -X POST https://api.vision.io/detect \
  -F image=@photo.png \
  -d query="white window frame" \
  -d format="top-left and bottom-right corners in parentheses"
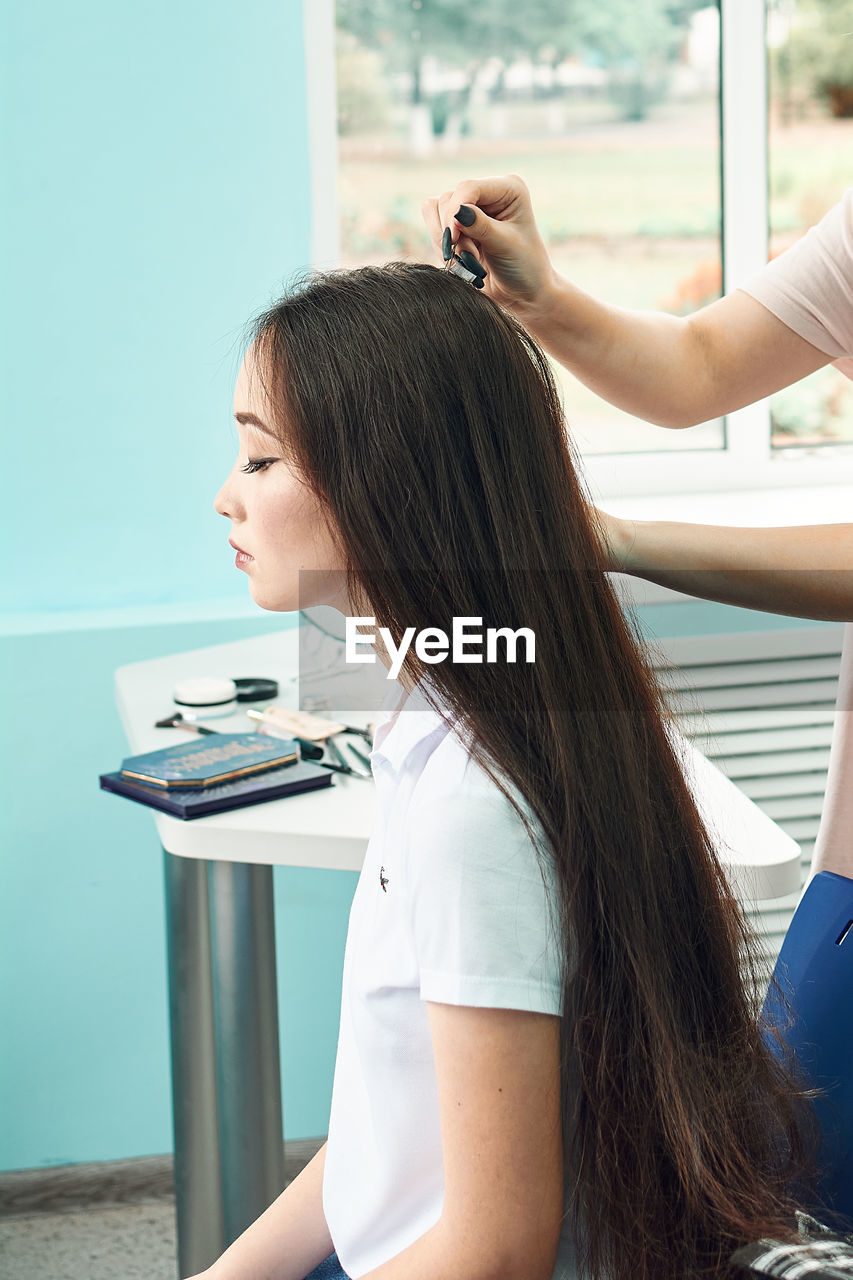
top-left (303, 0), bottom-right (852, 505)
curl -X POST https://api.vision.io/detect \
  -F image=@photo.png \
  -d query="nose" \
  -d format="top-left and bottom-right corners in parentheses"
top-left (213, 470), bottom-right (234, 519)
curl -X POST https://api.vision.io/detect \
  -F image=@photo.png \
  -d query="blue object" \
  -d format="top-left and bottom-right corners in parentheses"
top-left (762, 870), bottom-right (853, 1225)
top-left (119, 731), bottom-right (298, 787)
top-left (99, 757), bottom-right (332, 819)
top-left (304, 1253), bottom-right (351, 1280)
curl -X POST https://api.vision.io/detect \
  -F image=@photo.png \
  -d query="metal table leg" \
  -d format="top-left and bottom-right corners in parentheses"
top-left (208, 858), bottom-right (286, 1245)
top-left (163, 852), bottom-right (286, 1277)
top-left (163, 850), bottom-right (226, 1278)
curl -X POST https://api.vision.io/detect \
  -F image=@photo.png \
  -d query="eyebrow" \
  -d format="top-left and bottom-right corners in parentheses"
top-left (234, 411), bottom-right (277, 437)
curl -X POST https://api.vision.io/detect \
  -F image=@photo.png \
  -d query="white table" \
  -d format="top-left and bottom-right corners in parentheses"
top-left (113, 624), bottom-right (801, 1277)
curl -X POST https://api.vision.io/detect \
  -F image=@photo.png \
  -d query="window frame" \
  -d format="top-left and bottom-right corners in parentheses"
top-left (304, 0), bottom-right (852, 504)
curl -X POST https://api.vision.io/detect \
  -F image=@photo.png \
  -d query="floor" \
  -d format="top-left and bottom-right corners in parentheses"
top-left (0, 1199), bottom-right (180, 1280)
top-left (0, 1140), bottom-right (322, 1280)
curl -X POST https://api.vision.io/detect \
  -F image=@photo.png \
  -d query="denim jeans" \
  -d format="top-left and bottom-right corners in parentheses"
top-left (762, 869), bottom-right (853, 1223)
top-left (303, 1252), bottom-right (351, 1280)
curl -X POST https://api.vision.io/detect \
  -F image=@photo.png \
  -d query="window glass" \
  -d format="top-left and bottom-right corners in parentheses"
top-left (335, 1), bottom-right (724, 455)
top-left (766, 0), bottom-right (853, 451)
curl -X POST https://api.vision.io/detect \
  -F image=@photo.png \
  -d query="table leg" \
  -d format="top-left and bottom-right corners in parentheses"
top-left (163, 850), bottom-right (226, 1277)
top-left (208, 858), bottom-right (286, 1246)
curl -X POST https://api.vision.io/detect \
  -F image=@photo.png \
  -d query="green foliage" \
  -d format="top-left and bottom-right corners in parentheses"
top-left (578, 0), bottom-right (684, 64)
top-left (575, 0), bottom-right (700, 119)
top-left (336, 0), bottom-right (712, 123)
top-left (772, 0), bottom-right (853, 107)
top-left (770, 365), bottom-right (853, 442)
top-left (336, 0), bottom-right (584, 68)
top-left (336, 30), bottom-right (393, 135)
top-left (337, 0), bottom-right (712, 64)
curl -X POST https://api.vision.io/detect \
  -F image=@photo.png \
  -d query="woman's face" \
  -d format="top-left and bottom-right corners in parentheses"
top-left (213, 343), bottom-right (349, 614)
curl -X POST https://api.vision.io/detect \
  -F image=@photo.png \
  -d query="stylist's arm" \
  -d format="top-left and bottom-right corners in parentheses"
top-left (599, 511), bottom-right (853, 623)
top-left (423, 174), bottom-right (831, 429)
top-left (425, 176), bottom-right (852, 623)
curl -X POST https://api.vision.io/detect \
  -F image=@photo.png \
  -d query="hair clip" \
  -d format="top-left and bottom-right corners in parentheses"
top-left (442, 227), bottom-right (487, 289)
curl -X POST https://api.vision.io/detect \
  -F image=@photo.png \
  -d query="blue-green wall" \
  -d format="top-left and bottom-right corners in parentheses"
top-left (0, 0), bottom-right (835, 1174)
top-left (2, 0), bottom-right (309, 614)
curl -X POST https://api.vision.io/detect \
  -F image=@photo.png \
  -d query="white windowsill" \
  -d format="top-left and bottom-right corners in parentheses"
top-left (599, 482), bottom-right (853, 608)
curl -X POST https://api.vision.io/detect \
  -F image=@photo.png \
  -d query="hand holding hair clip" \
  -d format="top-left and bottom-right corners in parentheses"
top-left (442, 227), bottom-right (487, 289)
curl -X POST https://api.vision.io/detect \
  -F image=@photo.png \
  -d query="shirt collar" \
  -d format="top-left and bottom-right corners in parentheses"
top-left (369, 673), bottom-right (462, 773)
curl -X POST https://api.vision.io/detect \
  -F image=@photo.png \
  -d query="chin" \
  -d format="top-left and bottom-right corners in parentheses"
top-left (248, 582), bottom-right (301, 614)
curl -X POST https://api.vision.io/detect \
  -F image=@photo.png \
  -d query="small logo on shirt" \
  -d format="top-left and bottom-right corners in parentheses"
top-left (379, 865), bottom-right (389, 892)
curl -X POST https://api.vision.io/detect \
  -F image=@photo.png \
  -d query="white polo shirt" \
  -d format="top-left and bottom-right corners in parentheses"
top-left (321, 675), bottom-right (580, 1279)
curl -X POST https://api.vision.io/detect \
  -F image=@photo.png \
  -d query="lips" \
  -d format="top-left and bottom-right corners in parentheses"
top-left (229, 538), bottom-right (251, 556)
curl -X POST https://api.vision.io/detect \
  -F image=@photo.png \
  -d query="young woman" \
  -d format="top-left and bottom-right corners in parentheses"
top-left (204, 261), bottom-right (824, 1280)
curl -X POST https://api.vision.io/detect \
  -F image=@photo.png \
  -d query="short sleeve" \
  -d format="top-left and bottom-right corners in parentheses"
top-left (738, 187), bottom-right (853, 370)
top-left (403, 766), bottom-right (566, 1015)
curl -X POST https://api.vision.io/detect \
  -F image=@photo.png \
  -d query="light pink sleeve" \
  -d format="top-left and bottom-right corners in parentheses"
top-left (738, 187), bottom-right (853, 380)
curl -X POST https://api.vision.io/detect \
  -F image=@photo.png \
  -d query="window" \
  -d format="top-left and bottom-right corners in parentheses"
top-left (766, 0), bottom-right (852, 451)
top-left (305, 0), bottom-right (853, 500)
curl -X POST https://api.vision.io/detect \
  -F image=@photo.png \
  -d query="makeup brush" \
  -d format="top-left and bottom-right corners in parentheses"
top-left (154, 713), bottom-right (217, 735)
top-left (155, 712), bottom-right (329, 764)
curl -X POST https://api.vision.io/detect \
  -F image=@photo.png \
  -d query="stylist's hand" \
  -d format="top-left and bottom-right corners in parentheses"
top-left (421, 173), bottom-right (557, 320)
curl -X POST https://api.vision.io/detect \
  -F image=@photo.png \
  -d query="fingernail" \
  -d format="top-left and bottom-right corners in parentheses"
top-left (454, 204), bottom-right (476, 227)
top-left (441, 227), bottom-right (453, 261)
top-left (457, 249), bottom-right (486, 278)
top-left (472, 277), bottom-right (485, 289)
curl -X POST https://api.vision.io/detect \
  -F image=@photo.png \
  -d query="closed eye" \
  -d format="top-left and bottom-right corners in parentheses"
top-left (240, 458), bottom-right (276, 474)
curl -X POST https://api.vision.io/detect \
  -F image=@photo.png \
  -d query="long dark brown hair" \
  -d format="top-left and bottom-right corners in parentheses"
top-left (242, 261), bottom-right (827, 1279)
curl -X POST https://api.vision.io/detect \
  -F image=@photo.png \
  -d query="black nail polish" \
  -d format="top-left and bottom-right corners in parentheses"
top-left (457, 249), bottom-right (486, 278)
top-left (455, 204), bottom-right (476, 227)
top-left (441, 227), bottom-right (453, 261)
top-left (472, 277), bottom-right (485, 289)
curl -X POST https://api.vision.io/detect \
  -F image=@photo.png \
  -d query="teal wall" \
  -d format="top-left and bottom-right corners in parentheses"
top-left (2, 0), bottom-right (309, 614)
top-left (0, 0), bottom-right (835, 1175)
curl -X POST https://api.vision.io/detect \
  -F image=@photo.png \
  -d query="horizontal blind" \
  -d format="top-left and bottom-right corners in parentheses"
top-left (643, 625), bottom-right (845, 977)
